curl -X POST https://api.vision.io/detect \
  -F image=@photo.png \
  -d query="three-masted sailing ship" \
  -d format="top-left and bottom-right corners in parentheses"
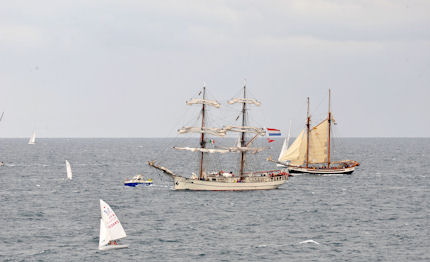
top-left (271, 89), bottom-right (359, 174)
top-left (148, 84), bottom-right (288, 190)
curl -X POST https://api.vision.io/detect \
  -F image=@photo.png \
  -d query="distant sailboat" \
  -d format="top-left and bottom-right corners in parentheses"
top-left (65, 160), bottom-right (72, 180)
top-left (28, 131), bottom-right (36, 145)
top-left (271, 90), bottom-right (359, 174)
top-left (0, 112), bottom-right (4, 166)
top-left (98, 199), bottom-right (128, 251)
top-left (277, 121), bottom-right (292, 167)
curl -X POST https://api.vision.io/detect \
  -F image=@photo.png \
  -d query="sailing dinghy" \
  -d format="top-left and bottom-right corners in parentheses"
top-left (148, 83), bottom-right (289, 191)
top-left (98, 199), bottom-right (128, 251)
top-left (270, 89), bottom-right (359, 174)
top-left (28, 131), bottom-right (36, 145)
top-left (65, 160), bottom-right (72, 180)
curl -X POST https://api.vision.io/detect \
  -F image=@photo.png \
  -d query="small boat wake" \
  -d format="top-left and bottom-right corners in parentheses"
top-left (299, 239), bottom-right (320, 245)
top-left (321, 173), bottom-right (344, 177)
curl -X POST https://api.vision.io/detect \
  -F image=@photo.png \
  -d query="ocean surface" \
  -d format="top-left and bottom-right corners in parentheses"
top-left (0, 138), bottom-right (429, 261)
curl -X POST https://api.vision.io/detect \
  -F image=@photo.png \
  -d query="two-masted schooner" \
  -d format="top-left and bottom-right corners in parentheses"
top-left (271, 89), bottom-right (359, 174)
top-left (148, 84), bottom-right (288, 190)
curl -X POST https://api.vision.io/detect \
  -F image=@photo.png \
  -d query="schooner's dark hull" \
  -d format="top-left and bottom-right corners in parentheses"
top-left (288, 166), bottom-right (355, 175)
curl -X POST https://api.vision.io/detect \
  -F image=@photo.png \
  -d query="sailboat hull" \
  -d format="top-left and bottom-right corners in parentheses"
top-left (288, 166), bottom-right (355, 175)
top-left (99, 244), bottom-right (128, 251)
top-left (173, 176), bottom-right (286, 191)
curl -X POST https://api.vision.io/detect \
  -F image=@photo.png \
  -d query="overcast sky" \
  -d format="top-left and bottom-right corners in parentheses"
top-left (0, 0), bottom-right (429, 138)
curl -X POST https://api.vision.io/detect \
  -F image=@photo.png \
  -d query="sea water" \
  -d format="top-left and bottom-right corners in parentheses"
top-left (0, 138), bottom-right (428, 261)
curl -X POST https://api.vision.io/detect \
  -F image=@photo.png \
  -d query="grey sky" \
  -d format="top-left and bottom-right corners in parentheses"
top-left (0, 0), bottom-right (429, 137)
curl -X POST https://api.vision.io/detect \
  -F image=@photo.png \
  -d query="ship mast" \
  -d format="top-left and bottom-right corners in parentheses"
top-left (306, 97), bottom-right (310, 168)
top-left (199, 86), bottom-right (206, 179)
top-left (239, 83), bottom-right (247, 179)
top-left (327, 89), bottom-right (331, 168)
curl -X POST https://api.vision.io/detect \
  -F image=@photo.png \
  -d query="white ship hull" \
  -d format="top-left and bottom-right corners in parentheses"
top-left (288, 166), bottom-right (355, 174)
top-left (99, 244), bottom-right (128, 251)
top-left (173, 176), bottom-right (286, 191)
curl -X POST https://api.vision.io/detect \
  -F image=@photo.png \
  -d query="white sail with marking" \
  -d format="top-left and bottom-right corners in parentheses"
top-left (99, 199), bottom-right (126, 244)
top-left (227, 98), bottom-right (261, 106)
top-left (65, 160), bottom-right (72, 180)
top-left (178, 126), bottom-right (226, 136)
top-left (186, 98), bottom-right (220, 108)
top-left (28, 131), bottom-right (36, 144)
top-left (173, 147), bottom-right (230, 154)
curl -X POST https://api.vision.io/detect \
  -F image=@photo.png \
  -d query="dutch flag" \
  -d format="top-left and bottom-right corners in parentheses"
top-left (267, 128), bottom-right (281, 136)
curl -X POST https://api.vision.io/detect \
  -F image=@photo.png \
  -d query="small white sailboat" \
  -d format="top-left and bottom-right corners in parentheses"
top-left (28, 131), bottom-right (36, 145)
top-left (98, 199), bottom-right (128, 251)
top-left (276, 121), bottom-right (292, 167)
top-left (65, 160), bottom-right (72, 180)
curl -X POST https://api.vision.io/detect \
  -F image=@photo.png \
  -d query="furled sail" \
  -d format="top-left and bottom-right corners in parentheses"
top-left (227, 146), bottom-right (266, 153)
top-left (174, 146), bottom-right (264, 154)
top-left (223, 126), bottom-right (266, 136)
top-left (186, 98), bottom-right (220, 108)
top-left (173, 147), bottom-right (230, 154)
top-left (178, 126), bottom-right (227, 137)
top-left (227, 98), bottom-right (261, 106)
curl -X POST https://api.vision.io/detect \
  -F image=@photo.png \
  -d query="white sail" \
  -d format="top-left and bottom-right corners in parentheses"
top-left (236, 136), bottom-right (241, 147)
top-left (99, 199), bottom-right (126, 242)
top-left (227, 98), bottom-right (261, 106)
top-left (99, 219), bottom-right (110, 247)
top-left (173, 146), bottom-right (230, 154)
top-left (28, 131), bottom-right (36, 144)
top-left (65, 160), bottom-right (72, 180)
top-left (186, 98), bottom-right (220, 108)
top-left (178, 126), bottom-right (226, 137)
top-left (278, 121), bottom-right (292, 162)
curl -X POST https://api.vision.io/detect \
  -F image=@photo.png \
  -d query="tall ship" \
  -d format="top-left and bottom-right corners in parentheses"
top-left (148, 83), bottom-right (288, 190)
top-left (271, 89), bottom-right (359, 174)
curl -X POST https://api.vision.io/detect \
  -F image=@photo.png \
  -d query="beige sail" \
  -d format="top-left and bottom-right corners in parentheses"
top-left (278, 118), bottom-right (329, 165)
top-left (308, 119), bottom-right (329, 164)
top-left (186, 98), bottom-right (220, 108)
top-left (278, 129), bottom-right (307, 165)
top-left (227, 98), bottom-right (261, 106)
